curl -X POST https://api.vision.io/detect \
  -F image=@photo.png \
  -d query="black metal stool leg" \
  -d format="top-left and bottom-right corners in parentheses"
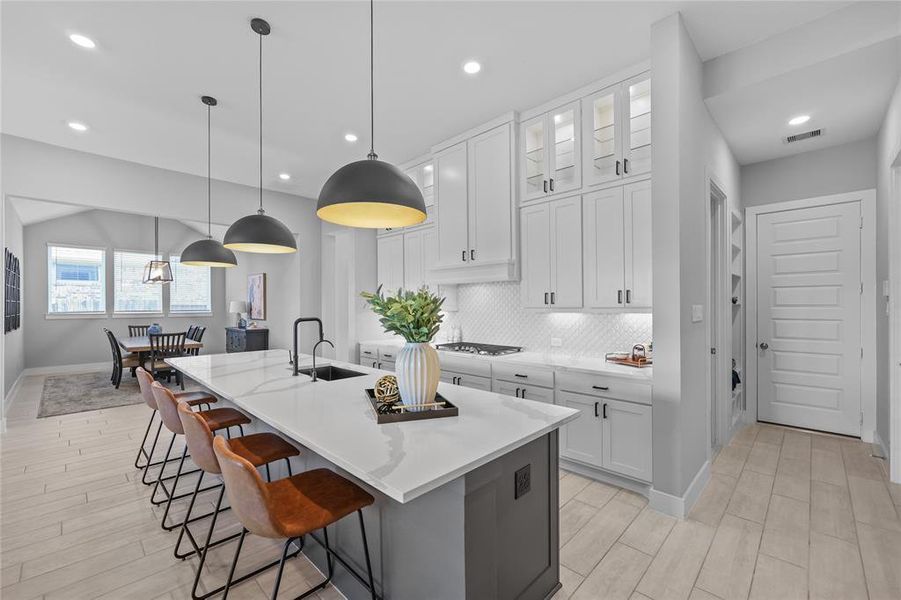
top-left (270, 537), bottom-right (297, 600)
top-left (134, 410), bottom-right (157, 469)
top-left (174, 471), bottom-right (204, 557)
top-left (285, 457), bottom-right (293, 476)
top-left (359, 510), bottom-right (377, 600)
top-left (160, 445), bottom-right (189, 530)
top-left (150, 433), bottom-right (177, 503)
top-left (221, 528), bottom-right (248, 600)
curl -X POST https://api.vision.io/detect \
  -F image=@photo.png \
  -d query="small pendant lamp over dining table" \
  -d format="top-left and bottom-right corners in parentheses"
top-left (316, 0), bottom-right (427, 229)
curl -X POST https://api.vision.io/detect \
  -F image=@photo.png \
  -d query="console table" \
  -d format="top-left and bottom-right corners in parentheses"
top-left (225, 327), bottom-right (269, 353)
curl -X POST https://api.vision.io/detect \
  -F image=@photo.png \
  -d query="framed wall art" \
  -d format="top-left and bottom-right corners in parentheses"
top-left (247, 273), bottom-right (267, 321)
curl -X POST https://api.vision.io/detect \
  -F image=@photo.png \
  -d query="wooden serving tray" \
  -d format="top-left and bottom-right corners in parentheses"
top-left (364, 389), bottom-right (459, 424)
top-left (605, 355), bottom-right (653, 368)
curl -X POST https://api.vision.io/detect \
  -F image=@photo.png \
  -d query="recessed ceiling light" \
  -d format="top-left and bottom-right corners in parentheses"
top-left (344, 133), bottom-right (358, 142)
top-left (67, 121), bottom-right (88, 132)
top-left (788, 115), bottom-right (810, 126)
top-left (278, 173), bottom-right (291, 181)
top-left (462, 60), bottom-right (481, 75)
top-left (423, 165), bottom-right (433, 172)
top-left (69, 33), bottom-right (96, 49)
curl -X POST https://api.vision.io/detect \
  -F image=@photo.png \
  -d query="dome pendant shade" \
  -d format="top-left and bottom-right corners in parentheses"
top-left (317, 159), bottom-right (427, 228)
top-left (181, 238), bottom-right (238, 267)
top-left (223, 212), bottom-right (297, 254)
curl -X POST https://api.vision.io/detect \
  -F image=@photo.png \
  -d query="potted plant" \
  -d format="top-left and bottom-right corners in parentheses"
top-left (362, 286), bottom-right (444, 409)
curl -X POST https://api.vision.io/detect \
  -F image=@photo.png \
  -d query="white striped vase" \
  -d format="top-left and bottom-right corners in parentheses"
top-left (395, 342), bottom-right (440, 410)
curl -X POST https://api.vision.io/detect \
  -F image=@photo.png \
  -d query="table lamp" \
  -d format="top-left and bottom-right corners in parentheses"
top-left (229, 300), bottom-right (249, 328)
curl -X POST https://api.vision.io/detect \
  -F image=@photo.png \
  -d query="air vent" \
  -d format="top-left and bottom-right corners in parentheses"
top-left (785, 128), bottom-right (823, 144)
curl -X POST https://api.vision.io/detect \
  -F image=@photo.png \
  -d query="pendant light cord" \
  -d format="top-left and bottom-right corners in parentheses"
top-left (368, 0), bottom-right (377, 160)
top-left (258, 30), bottom-right (264, 213)
top-left (207, 103), bottom-right (212, 238)
top-left (154, 217), bottom-right (159, 258)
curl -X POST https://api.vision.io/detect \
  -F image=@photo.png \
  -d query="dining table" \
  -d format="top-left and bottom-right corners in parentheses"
top-left (118, 336), bottom-right (204, 354)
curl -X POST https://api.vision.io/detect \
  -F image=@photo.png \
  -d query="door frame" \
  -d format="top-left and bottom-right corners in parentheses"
top-left (890, 163), bottom-right (901, 481)
top-left (745, 190), bottom-right (877, 441)
top-left (705, 173), bottom-right (730, 455)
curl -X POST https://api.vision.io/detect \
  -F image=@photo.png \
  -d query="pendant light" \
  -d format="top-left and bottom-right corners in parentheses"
top-left (223, 18), bottom-right (297, 254)
top-left (143, 217), bottom-right (173, 284)
top-left (316, 0), bottom-right (426, 229)
top-left (181, 96), bottom-right (238, 267)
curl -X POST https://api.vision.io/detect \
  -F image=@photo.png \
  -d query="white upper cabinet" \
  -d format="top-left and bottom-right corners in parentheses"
top-left (404, 159), bottom-right (435, 207)
top-left (520, 195), bottom-right (583, 309)
top-left (376, 233), bottom-right (404, 294)
top-left (520, 101), bottom-right (581, 202)
top-left (403, 229), bottom-right (425, 292)
top-left (582, 73), bottom-right (650, 187)
top-left (583, 180), bottom-right (651, 309)
top-left (433, 120), bottom-right (516, 283)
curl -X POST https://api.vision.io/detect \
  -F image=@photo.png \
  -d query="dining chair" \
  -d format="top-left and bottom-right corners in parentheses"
top-left (104, 328), bottom-right (139, 389)
top-left (129, 324), bottom-right (151, 337)
top-left (186, 325), bottom-right (198, 341)
top-left (189, 326), bottom-right (206, 356)
top-left (147, 332), bottom-right (187, 389)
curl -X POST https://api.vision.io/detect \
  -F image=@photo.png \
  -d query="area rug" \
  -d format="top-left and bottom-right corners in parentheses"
top-left (38, 371), bottom-right (201, 418)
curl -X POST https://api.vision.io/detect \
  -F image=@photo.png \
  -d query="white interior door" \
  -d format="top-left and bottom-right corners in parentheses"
top-left (756, 201), bottom-right (862, 436)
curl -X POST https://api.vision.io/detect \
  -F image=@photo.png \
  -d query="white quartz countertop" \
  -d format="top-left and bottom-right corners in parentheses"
top-left (360, 339), bottom-right (653, 381)
top-left (167, 350), bottom-right (579, 504)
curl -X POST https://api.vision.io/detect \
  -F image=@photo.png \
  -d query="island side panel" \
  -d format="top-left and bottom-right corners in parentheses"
top-left (464, 431), bottom-right (560, 600)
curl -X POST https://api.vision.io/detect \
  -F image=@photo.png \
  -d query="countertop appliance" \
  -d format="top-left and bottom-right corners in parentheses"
top-left (435, 342), bottom-right (522, 356)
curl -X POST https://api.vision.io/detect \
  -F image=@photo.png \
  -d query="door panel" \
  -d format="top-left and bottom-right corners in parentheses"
top-left (756, 201), bottom-right (862, 436)
top-left (624, 180), bottom-right (652, 308)
top-left (558, 391), bottom-right (603, 467)
top-left (549, 102), bottom-right (581, 195)
top-left (583, 187), bottom-right (625, 308)
top-left (377, 234), bottom-right (404, 293)
top-left (421, 227), bottom-right (438, 292)
top-left (582, 86), bottom-right (621, 187)
top-left (468, 124), bottom-right (512, 264)
top-left (520, 204), bottom-right (551, 308)
top-left (403, 230), bottom-right (423, 292)
top-left (602, 398), bottom-right (652, 481)
top-left (623, 76), bottom-right (651, 177)
top-left (522, 115), bottom-right (548, 202)
top-left (550, 196), bottom-right (583, 308)
top-left (435, 142), bottom-right (469, 267)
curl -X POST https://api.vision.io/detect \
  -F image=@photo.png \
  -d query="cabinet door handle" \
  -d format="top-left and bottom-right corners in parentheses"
top-left (594, 402), bottom-right (599, 418)
top-left (377, 362), bottom-right (382, 369)
top-left (615, 160), bottom-right (621, 176)
top-left (617, 290), bottom-right (623, 304)
top-left (515, 387), bottom-right (520, 398)
top-left (462, 250), bottom-right (467, 262)
top-left (623, 158), bottom-right (629, 174)
top-left (550, 292), bottom-right (555, 305)
top-left (514, 373), bottom-right (528, 378)
top-left (626, 289), bottom-right (632, 304)
top-left (592, 385), bottom-right (610, 391)
top-left (544, 292), bottom-right (549, 305)
top-left (470, 249), bottom-right (475, 261)
top-left (602, 403), bottom-right (608, 419)
top-left (543, 180), bottom-right (548, 193)
top-left (549, 178), bottom-right (555, 192)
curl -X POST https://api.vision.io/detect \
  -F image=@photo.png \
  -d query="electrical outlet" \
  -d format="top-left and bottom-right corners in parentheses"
top-left (691, 304), bottom-right (704, 323)
top-left (550, 337), bottom-right (562, 348)
top-left (514, 465), bottom-right (531, 499)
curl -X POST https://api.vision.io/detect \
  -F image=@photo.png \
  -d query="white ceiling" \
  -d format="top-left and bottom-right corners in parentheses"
top-left (7, 197), bottom-right (88, 225)
top-left (2, 1), bottom-right (851, 198)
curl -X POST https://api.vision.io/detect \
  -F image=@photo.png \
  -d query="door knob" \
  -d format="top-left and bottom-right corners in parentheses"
top-left (759, 342), bottom-right (769, 350)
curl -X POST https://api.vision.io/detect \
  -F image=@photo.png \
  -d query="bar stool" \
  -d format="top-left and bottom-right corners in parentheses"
top-left (151, 381), bottom-right (250, 530)
top-left (177, 401), bottom-right (301, 600)
top-left (213, 436), bottom-right (378, 600)
top-left (135, 367), bottom-right (217, 487)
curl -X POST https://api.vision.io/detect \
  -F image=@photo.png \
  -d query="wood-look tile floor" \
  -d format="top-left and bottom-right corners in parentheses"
top-left (3, 374), bottom-right (901, 600)
top-left (0, 374), bottom-right (343, 600)
top-left (554, 423), bottom-right (901, 600)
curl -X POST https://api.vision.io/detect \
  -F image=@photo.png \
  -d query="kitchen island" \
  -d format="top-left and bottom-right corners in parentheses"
top-left (167, 349), bottom-right (579, 600)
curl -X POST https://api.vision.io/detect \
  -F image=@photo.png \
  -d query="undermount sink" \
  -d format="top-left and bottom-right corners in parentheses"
top-left (297, 365), bottom-right (366, 381)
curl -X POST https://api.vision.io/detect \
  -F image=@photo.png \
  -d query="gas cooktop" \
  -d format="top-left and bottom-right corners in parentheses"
top-left (435, 342), bottom-right (523, 356)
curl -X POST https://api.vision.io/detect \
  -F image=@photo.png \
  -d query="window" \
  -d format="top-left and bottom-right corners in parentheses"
top-left (113, 251), bottom-right (162, 313)
top-left (48, 245), bottom-right (106, 314)
top-left (170, 256), bottom-right (212, 314)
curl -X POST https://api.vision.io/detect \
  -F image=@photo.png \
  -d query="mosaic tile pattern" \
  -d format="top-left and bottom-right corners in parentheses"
top-left (440, 282), bottom-right (652, 358)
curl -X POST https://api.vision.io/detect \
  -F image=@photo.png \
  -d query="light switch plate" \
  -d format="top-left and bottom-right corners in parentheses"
top-left (691, 305), bottom-right (704, 323)
top-left (514, 465), bottom-right (531, 499)
top-left (550, 337), bottom-right (562, 348)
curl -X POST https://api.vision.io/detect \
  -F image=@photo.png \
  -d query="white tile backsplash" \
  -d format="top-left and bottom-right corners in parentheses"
top-left (440, 282), bottom-right (652, 357)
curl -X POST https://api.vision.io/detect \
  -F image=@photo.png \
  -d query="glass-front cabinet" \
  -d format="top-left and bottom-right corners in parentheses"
top-left (520, 101), bottom-right (581, 202)
top-left (403, 160), bottom-right (435, 207)
top-left (581, 73), bottom-right (651, 187)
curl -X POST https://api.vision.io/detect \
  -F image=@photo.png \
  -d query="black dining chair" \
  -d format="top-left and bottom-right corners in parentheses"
top-left (189, 326), bottom-right (206, 356)
top-left (146, 332), bottom-right (188, 390)
top-left (186, 325), bottom-right (198, 341)
top-left (129, 324), bottom-right (151, 337)
top-left (104, 328), bottom-right (139, 388)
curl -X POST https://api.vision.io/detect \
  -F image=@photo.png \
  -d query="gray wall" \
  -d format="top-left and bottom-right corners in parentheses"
top-left (22, 209), bottom-right (228, 368)
top-left (4, 202), bottom-right (25, 400)
top-left (741, 137), bottom-right (877, 207)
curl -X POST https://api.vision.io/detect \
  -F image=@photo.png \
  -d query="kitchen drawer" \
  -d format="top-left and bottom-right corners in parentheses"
top-left (437, 353), bottom-right (492, 378)
top-left (360, 344), bottom-right (379, 365)
top-left (378, 348), bottom-right (398, 362)
top-left (556, 370), bottom-right (651, 405)
top-left (493, 379), bottom-right (554, 404)
top-left (442, 370), bottom-right (492, 391)
top-left (379, 359), bottom-right (396, 372)
top-left (492, 362), bottom-right (554, 389)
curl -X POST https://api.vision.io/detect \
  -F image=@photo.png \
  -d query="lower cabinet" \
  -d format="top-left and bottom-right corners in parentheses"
top-left (492, 380), bottom-right (554, 404)
top-left (225, 327), bottom-right (269, 353)
top-left (557, 390), bottom-right (652, 482)
top-left (441, 370), bottom-right (492, 391)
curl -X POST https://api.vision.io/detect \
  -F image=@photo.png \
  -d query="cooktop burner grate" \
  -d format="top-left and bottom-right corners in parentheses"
top-left (435, 342), bottom-right (523, 356)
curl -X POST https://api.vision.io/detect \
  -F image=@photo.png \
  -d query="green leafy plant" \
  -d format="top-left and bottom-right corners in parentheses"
top-left (361, 286), bottom-right (445, 343)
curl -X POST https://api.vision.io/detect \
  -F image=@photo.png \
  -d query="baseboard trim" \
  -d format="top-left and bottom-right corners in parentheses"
top-left (3, 371), bottom-right (24, 418)
top-left (22, 362), bottom-right (108, 376)
top-left (649, 460), bottom-right (711, 519)
top-left (559, 458), bottom-right (651, 497)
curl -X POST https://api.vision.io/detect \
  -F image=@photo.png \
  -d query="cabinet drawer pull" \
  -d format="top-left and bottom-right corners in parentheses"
top-left (592, 385), bottom-right (610, 391)
top-left (615, 160), bottom-right (621, 176)
top-left (602, 403), bottom-right (608, 419)
top-left (549, 178), bottom-right (555, 192)
top-left (543, 179), bottom-right (548, 193)
top-left (617, 290), bottom-right (623, 304)
top-left (514, 373), bottom-right (528, 378)
top-left (594, 402), bottom-right (599, 417)
top-left (462, 250), bottom-right (467, 262)
top-left (544, 292), bottom-right (549, 305)
top-left (623, 158), bottom-right (629, 174)
top-left (550, 291), bottom-right (555, 305)
top-left (626, 289), bottom-right (632, 304)
top-left (363, 350), bottom-right (373, 355)
top-left (383, 354), bottom-right (393, 359)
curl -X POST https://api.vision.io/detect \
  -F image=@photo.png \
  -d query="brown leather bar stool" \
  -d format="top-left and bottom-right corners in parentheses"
top-left (177, 401), bottom-right (301, 600)
top-left (135, 367), bottom-right (217, 487)
top-left (151, 381), bottom-right (250, 530)
top-left (214, 436), bottom-right (378, 600)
